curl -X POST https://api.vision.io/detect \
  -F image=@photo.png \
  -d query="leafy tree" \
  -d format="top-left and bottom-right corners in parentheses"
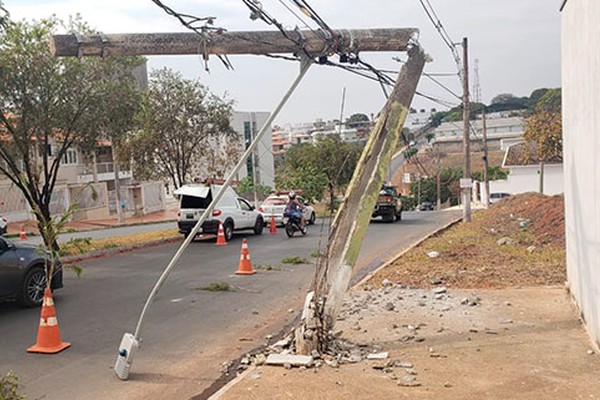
top-left (488, 93), bottom-right (528, 113)
top-left (275, 165), bottom-right (327, 203)
top-left (425, 132), bottom-right (435, 143)
top-left (523, 110), bottom-right (562, 162)
top-left (345, 113), bottom-right (370, 128)
top-left (123, 68), bottom-right (235, 188)
top-left (277, 136), bottom-right (362, 208)
top-left (0, 18), bottom-right (141, 250)
top-left (472, 166), bottom-right (509, 181)
top-left (0, 1), bottom-right (8, 32)
top-left (527, 88), bottom-right (549, 109)
top-left (534, 88), bottom-right (561, 112)
top-left (236, 176), bottom-right (272, 201)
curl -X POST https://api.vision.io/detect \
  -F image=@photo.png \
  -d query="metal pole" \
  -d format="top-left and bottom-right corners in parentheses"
top-left (131, 57), bottom-right (312, 340)
top-left (482, 108), bottom-right (490, 208)
top-left (461, 37), bottom-right (472, 222)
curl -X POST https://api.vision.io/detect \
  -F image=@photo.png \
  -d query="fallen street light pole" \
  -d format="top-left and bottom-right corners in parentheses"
top-left (113, 57), bottom-right (312, 380)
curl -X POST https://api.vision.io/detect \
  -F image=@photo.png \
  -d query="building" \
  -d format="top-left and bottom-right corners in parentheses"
top-left (433, 116), bottom-right (524, 153)
top-left (230, 111), bottom-right (275, 188)
top-left (561, 0), bottom-right (600, 349)
top-left (487, 142), bottom-right (564, 196)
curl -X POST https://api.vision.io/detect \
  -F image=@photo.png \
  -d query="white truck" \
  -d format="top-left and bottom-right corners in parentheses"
top-left (174, 184), bottom-right (264, 242)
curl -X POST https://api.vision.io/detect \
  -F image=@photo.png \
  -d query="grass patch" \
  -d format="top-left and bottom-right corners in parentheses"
top-left (310, 250), bottom-right (324, 258)
top-left (281, 256), bottom-right (310, 265)
top-left (255, 264), bottom-right (283, 271)
top-left (197, 282), bottom-right (233, 292)
top-left (59, 229), bottom-right (180, 257)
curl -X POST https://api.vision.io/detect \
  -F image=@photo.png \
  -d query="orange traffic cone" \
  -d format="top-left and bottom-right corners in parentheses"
top-left (215, 222), bottom-right (227, 246)
top-left (235, 238), bottom-right (256, 275)
top-left (20, 226), bottom-right (27, 240)
top-left (269, 215), bottom-right (277, 235)
top-left (27, 288), bottom-right (70, 354)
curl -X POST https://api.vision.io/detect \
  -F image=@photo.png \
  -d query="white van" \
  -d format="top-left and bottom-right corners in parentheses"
top-left (174, 184), bottom-right (264, 241)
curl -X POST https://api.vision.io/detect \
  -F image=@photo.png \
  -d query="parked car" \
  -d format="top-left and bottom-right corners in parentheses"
top-left (372, 185), bottom-right (402, 222)
top-left (174, 183), bottom-right (264, 241)
top-left (0, 215), bottom-right (7, 235)
top-left (259, 194), bottom-right (316, 226)
top-left (489, 192), bottom-right (511, 204)
top-left (0, 237), bottom-right (63, 307)
top-left (419, 201), bottom-right (434, 211)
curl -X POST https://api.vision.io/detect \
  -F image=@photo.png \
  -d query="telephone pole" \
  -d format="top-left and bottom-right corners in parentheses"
top-left (473, 59), bottom-right (489, 207)
top-left (461, 37), bottom-right (472, 222)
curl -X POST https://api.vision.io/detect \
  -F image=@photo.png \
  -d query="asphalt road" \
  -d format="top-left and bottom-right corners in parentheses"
top-left (0, 209), bottom-right (460, 400)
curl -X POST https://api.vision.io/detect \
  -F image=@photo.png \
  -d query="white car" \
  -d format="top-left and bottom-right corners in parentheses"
top-left (0, 215), bottom-right (7, 236)
top-left (259, 195), bottom-right (316, 226)
top-left (174, 184), bottom-right (264, 242)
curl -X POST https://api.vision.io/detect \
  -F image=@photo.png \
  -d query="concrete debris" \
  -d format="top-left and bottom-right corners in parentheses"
top-left (385, 302), bottom-right (395, 311)
top-left (396, 361), bottom-right (413, 368)
top-left (398, 375), bottom-right (421, 387)
top-left (367, 352), bottom-right (389, 360)
top-left (382, 278), bottom-right (393, 287)
top-left (431, 278), bottom-right (443, 285)
top-left (587, 349), bottom-right (595, 355)
top-left (427, 251), bottom-right (440, 258)
top-left (496, 237), bottom-right (514, 246)
top-left (250, 371), bottom-right (262, 380)
top-left (266, 354), bottom-right (313, 367)
top-left (254, 353), bottom-right (267, 366)
top-left (444, 381), bottom-right (452, 388)
top-left (527, 245), bottom-right (536, 253)
top-left (500, 319), bottom-right (514, 324)
top-left (433, 287), bottom-right (448, 295)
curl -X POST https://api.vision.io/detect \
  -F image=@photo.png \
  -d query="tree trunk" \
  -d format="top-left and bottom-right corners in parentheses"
top-left (295, 46), bottom-right (425, 353)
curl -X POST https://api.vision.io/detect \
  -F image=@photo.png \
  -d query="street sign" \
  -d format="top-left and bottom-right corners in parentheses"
top-left (460, 178), bottom-right (473, 188)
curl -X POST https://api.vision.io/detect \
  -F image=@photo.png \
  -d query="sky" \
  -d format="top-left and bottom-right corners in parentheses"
top-left (5, 0), bottom-right (562, 125)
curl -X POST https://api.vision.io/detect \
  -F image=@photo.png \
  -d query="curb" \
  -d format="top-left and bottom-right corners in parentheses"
top-left (353, 215), bottom-right (463, 288)
top-left (62, 236), bottom-right (182, 265)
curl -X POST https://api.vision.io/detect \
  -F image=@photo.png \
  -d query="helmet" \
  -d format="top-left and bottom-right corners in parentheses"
top-left (288, 191), bottom-right (296, 199)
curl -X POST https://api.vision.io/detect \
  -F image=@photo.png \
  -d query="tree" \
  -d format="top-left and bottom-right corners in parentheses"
top-left (123, 68), bottom-right (235, 188)
top-left (523, 110), bottom-right (562, 163)
top-left (236, 176), bottom-right (272, 201)
top-left (345, 113), bottom-right (370, 128)
top-left (277, 136), bottom-right (362, 208)
top-left (0, 18), bottom-right (141, 250)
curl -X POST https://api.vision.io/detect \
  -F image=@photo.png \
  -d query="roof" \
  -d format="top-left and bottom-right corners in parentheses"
top-left (503, 142), bottom-right (563, 167)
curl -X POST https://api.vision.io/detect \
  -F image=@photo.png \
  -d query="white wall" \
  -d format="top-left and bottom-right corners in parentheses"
top-left (230, 111), bottom-right (275, 188)
top-left (489, 164), bottom-right (564, 196)
top-left (562, 0), bottom-right (600, 348)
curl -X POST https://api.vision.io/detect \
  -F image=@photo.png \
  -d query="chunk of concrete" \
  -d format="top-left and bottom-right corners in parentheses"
top-left (266, 354), bottom-right (313, 367)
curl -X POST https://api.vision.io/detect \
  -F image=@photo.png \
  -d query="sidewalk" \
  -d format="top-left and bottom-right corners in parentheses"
top-left (5, 208), bottom-right (178, 236)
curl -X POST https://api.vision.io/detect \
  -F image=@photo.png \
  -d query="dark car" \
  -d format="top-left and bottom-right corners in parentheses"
top-left (372, 185), bottom-right (402, 222)
top-left (419, 201), bottom-right (434, 211)
top-left (0, 237), bottom-right (63, 307)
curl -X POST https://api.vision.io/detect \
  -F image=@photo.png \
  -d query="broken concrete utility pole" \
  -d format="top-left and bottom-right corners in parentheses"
top-left (296, 46), bottom-right (426, 354)
top-left (51, 28), bottom-right (417, 57)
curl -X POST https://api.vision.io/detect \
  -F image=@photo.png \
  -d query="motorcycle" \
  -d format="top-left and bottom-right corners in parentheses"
top-left (284, 212), bottom-right (307, 238)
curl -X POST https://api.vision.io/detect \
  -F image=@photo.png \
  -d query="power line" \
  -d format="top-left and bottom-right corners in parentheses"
top-left (416, 0), bottom-right (462, 80)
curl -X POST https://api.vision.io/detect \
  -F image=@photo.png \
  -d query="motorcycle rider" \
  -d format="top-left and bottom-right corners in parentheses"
top-left (285, 191), bottom-right (306, 233)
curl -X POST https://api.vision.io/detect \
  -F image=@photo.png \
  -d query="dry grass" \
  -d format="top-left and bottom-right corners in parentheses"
top-left (60, 229), bottom-right (180, 257)
top-left (373, 193), bottom-right (566, 289)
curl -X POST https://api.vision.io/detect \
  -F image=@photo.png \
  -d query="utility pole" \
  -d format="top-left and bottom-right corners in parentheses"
top-left (251, 113), bottom-right (260, 209)
top-left (461, 37), bottom-right (472, 222)
top-left (436, 150), bottom-right (442, 210)
top-left (481, 108), bottom-right (489, 207)
top-left (473, 59), bottom-right (489, 208)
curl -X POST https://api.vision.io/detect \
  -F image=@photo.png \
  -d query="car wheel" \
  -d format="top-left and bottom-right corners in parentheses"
top-left (20, 267), bottom-right (47, 308)
top-left (254, 216), bottom-right (264, 235)
top-left (308, 212), bottom-right (316, 225)
top-left (223, 221), bottom-right (234, 242)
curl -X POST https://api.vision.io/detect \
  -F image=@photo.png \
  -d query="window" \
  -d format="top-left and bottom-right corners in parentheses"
top-left (61, 149), bottom-right (78, 165)
top-left (238, 198), bottom-right (252, 211)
